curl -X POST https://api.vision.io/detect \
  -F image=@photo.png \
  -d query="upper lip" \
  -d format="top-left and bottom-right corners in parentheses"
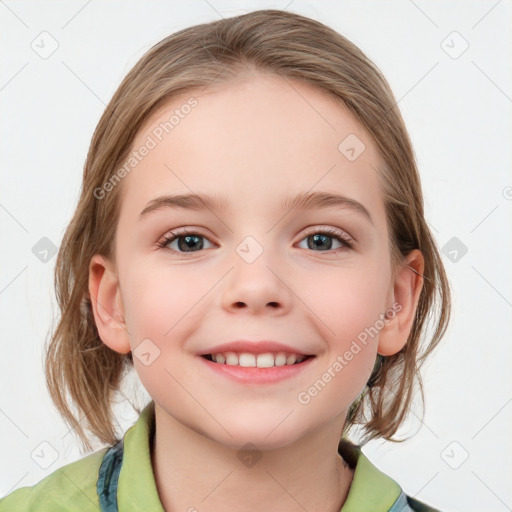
top-left (199, 340), bottom-right (314, 357)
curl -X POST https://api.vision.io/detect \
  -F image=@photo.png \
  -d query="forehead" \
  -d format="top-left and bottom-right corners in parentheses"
top-left (118, 73), bottom-right (385, 225)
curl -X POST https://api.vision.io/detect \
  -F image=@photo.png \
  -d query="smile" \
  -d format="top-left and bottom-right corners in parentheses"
top-left (202, 351), bottom-right (313, 367)
top-left (199, 352), bottom-right (316, 384)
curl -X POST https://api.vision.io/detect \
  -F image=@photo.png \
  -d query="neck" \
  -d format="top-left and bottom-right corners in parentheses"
top-left (150, 405), bottom-right (354, 512)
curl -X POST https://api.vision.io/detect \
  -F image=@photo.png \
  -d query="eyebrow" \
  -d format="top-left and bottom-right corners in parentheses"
top-left (139, 191), bottom-right (373, 224)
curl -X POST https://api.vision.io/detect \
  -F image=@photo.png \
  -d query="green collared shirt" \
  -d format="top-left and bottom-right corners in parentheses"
top-left (0, 402), bottom-right (440, 511)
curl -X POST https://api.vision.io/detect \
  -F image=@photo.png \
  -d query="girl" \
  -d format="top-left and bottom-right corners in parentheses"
top-left (1, 8), bottom-right (451, 512)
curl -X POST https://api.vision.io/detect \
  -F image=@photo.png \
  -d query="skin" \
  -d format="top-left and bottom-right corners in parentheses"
top-left (89, 71), bottom-right (424, 512)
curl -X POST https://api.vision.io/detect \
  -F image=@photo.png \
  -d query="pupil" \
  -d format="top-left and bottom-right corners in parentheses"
top-left (309, 233), bottom-right (332, 251)
top-left (179, 235), bottom-right (203, 252)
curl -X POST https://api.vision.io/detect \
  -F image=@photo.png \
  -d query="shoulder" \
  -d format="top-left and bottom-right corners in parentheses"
top-left (337, 439), bottom-right (444, 512)
top-left (0, 446), bottom-right (108, 512)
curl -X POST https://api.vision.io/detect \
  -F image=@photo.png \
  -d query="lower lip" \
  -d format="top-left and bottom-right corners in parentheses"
top-left (198, 356), bottom-right (316, 384)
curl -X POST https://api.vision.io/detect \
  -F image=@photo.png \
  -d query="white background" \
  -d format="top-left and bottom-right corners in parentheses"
top-left (1, 1), bottom-right (511, 511)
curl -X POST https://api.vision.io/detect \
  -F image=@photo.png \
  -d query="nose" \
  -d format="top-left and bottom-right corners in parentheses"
top-left (220, 250), bottom-right (293, 316)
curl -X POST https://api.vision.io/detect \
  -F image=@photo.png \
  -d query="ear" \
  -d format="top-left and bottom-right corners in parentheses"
top-left (88, 254), bottom-right (131, 354)
top-left (377, 249), bottom-right (425, 356)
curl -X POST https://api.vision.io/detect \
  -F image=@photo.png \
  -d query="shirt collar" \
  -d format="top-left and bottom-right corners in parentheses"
top-left (117, 400), bottom-right (164, 511)
top-left (117, 401), bottom-right (402, 512)
top-left (337, 438), bottom-right (402, 511)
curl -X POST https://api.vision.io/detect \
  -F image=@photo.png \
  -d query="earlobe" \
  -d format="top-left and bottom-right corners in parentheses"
top-left (88, 254), bottom-right (131, 355)
top-left (377, 249), bottom-right (425, 356)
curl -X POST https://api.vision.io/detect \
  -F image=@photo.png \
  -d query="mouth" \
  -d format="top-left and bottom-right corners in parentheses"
top-left (200, 352), bottom-right (316, 368)
top-left (199, 351), bottom-right (316, 384)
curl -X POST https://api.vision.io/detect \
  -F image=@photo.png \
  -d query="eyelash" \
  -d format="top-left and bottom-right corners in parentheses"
top-left (156, 226), bottom-right (354, 255)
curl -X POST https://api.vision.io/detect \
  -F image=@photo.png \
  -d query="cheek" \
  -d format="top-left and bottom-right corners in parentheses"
top-left (302, 262), bottom-right (390, 341)
top-left (292, 275), bottom-right (381, 424)
top-left (123, 261), bottom-right (208, 340)
top-left (295, 346), bottom-right (374, 423)
top-left (120, 263), bottom-right (204, 409)
top-left (296, 264), bottom-right (387, 397)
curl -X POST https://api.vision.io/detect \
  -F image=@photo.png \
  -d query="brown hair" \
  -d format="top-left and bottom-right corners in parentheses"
top-left (45, 8), bottom-right (451, 452)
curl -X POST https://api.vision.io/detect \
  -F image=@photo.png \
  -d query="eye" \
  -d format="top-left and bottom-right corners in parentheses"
top-left (297, 227), bottom-right (354, 252)
top-left (157, 226), bottom-right (354, 256)
top-left (157, 229), bottom-right (214, 255)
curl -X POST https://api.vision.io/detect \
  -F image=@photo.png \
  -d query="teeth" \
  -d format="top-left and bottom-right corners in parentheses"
top-left (209, 351), bottom-right (307, 367)
top-left (225, 352), bottom-right (238, 366)
top-left (275, 353), bottom-right (287, 366)
top-left (238, 353), bottom-right (256, 367)
top-left (257, 353), bottom-right (275, 368)
top-left (286, 354), bottom-right (297, 365)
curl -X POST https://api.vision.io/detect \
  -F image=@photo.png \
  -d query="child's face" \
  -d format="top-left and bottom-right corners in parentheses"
top-left (94, 72), bottom-right (407, 449)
